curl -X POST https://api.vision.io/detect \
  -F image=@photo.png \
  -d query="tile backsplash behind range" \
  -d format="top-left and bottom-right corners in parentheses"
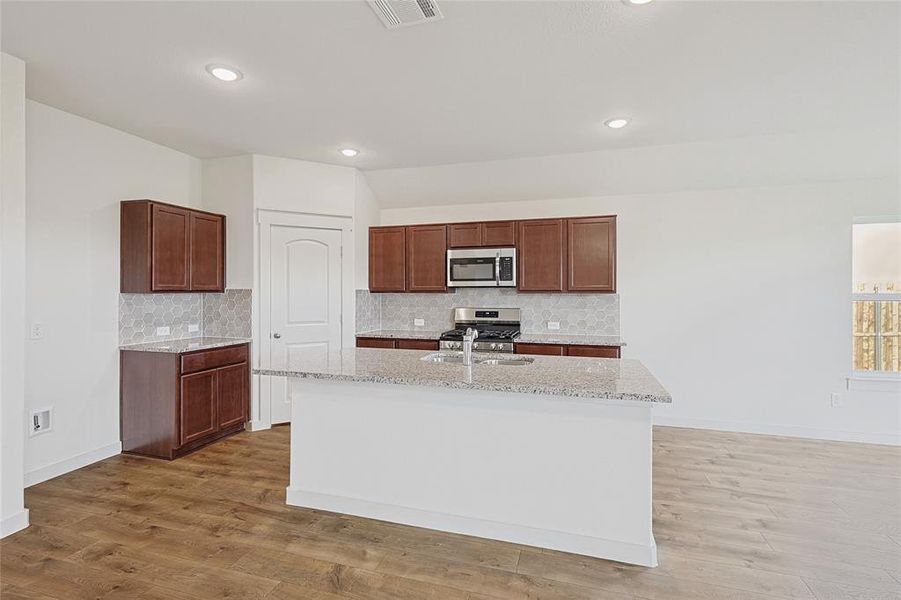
top-left (119, 289), bottom-right (251, 345)
top-left (358, 288), bottom-right (619, 336)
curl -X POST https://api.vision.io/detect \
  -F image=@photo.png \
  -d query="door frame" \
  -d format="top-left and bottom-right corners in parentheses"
top-left (254, 210), bottom-right (354, 430)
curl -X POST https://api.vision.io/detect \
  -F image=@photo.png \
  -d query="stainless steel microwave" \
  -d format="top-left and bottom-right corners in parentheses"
top-left (447, 248), bottom-right (516, 287)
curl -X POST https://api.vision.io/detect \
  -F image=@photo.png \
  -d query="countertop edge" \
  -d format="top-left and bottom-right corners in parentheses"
top-left (254, 368), bottom-right (671, 404)
top-left (356, 330), bottom-right (627, 347)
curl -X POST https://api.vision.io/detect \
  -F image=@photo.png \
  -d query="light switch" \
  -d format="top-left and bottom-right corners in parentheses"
top-left (414, 318), bottom-right (425, 327)
top-left (188, 324), bottom-right (200, 333)
top-left (156, 326), bottom-right (171, 336)
top-left (547, 321), bottom-right (561, 330)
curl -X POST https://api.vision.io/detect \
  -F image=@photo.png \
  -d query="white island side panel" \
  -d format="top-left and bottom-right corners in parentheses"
top-left (288, 378), bottom-right (656, 566)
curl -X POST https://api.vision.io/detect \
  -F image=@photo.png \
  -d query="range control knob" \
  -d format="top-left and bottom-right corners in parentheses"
top-left (490, 343), bottom-right (498, 350)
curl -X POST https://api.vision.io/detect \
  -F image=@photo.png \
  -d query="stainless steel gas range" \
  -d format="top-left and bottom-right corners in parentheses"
top-left (439, 308), bottom-right (521, 353)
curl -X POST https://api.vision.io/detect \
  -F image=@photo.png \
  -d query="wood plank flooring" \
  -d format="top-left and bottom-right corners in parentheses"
top-left (2, 426), bottom-right (899, 600)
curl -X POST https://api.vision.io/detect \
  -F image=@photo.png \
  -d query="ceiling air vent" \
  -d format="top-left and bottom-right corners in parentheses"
top-left (368, 0), bottom-right (444, 29)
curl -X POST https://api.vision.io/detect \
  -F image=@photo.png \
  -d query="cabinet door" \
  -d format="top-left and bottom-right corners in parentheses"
top-left (369, 227), bottom-right (407, 292)
top-left (567, 217), bottom-right (616, 292)
top-left (179, 370), bottom-right (218, 446)
top-left (481, 221), bottom-right (516, 247)
top-left (517, 219), bottom-right (566, 291)
top-left (406, 225), bottom-right (448, 292)
top-left (217, 362), bottom-right (248, 429)
top-left (448, 223), bottom-right (482, 248)
top-left (189, 212), bottom-right (225, 291)
top-left (356, 337), bottom-right (397, 348)
top-left (566, 345), bottom-right (620, 358)
top-left (515, 343), bottom-right (565, 356)
top-left (151, 203), bottom-right (190, 291)
top-left (396, 339), bottom-right (439, 350)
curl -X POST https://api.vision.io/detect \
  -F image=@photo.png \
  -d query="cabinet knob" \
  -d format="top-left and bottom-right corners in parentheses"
top-left (272, 333), bottom-right (282, 339)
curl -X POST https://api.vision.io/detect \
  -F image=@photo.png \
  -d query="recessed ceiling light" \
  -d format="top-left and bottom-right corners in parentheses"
top-left (205, 64), bottom-right (243, 82)
top-left (339, 148), bottom-right (360, 157)
top-left (623, 0), bottom-right (654, 5)
top-left (604, 117), bottom-right (631, 129)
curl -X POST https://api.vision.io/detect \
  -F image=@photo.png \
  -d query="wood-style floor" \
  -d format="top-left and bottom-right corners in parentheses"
top-left (2, 426), bottom-right (899, 600)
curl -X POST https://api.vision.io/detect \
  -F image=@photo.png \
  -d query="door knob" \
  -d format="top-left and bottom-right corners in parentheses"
top-left (272, 333), bottom-right (282, 339)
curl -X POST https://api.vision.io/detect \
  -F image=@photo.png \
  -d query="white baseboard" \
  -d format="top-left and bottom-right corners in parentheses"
top-left (25, 442), bottom-right (122, 487)
top-left (654, 415), bottom-right (900, 446)
top-left (287, 487), bottom-right (658, 567)
top-left (0, 509), bottom-right (29, 538)
top-left (248, 420), bottom-right (272, 432)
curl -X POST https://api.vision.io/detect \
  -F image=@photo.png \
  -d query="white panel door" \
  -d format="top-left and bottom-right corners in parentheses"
top-left (269, 225), bottom-right (343, 424)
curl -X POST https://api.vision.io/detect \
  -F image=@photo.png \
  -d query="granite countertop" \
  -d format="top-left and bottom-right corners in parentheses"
top-left (516, 333), bottom-right (626, 347)
top-left (356, 329), bottom-right (447, 340)
top-left (255, 348), bottom-right (670, 404)
top-left (119, 337), bottom-right (251, 353)
top-left (357, 329), bottom-right (626, 347)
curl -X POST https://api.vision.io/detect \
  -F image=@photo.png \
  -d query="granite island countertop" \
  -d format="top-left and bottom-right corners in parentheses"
top-left (255, 347), bottom-right (670, 404)
top-left (119, 337), bottom-right (251, 353)
top-left (357, 329), bottom-right (626, 347)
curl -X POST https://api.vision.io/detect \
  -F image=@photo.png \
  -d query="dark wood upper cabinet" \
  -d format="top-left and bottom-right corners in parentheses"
top-left (448, 223), bottom-right (482, 248)
top-left (448, 221), bottom-right (516, 248)
top-left (369, 226), bottom-right (407, 292)
top-left (481, 221), bottom-right (516, 246)
top-left (121, 200), bottom-right (226, 293)
top-left (189, 212), bottom-right (225, 291)
top-left (151, 203), bottom-right (190, 291)
top-left (517, 219), bottom-right (566, 291)
top-left (406, 225), bottom-right (448, 292)
top-left (566, 216), bottom-right (616, 293)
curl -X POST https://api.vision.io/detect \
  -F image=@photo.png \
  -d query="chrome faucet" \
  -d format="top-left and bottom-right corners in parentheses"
top-left (462, 327), bottom-right (479, 366)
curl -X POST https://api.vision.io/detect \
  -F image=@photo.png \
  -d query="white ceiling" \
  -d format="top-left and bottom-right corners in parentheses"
top-left (2, 1), bottom-right (898, 171)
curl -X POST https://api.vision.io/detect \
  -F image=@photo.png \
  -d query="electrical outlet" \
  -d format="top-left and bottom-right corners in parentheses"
top-left (414, 318), bottom-right (425, 327)
top-left (156, 326), bottom-right (171, 337)
top-left (188, 324), bottom-right (200, 333)
top-left (830, 393), bottom-right (843, 408)
top-left (30, 408), bottom-right (52, 436)
top-left (547, 321), bottom-right (561, 330)
top-left (29, 323), bottom-right (44, 340)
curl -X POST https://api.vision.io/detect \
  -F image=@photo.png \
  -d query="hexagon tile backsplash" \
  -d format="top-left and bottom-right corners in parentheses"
top-left (356, 288), bottom-right (619, 335)
top-left (119, 289), bottom-right (251, 345)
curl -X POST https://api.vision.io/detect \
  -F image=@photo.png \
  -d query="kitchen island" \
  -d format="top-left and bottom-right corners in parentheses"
top-left (256, 348), bottom-right (671, 566)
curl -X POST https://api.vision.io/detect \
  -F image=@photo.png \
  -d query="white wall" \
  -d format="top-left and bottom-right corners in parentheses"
top-left (382, 178), bottom-right (900, 445)
top-left (354, 170), bottom-right (379, 290)
top-left (1, 53), bottom-right (29, 537)
top-left (24, 101), bottom-right (202, 484)
top-left (253, 154), bottom-right (356, 216)
top-left (202, 155), bottom-right (254, 289)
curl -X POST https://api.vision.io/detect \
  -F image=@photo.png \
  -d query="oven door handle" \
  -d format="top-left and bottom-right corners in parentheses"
top-left (495, 252), bottom-right (501, 287)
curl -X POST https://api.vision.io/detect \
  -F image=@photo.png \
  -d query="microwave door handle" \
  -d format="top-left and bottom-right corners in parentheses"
top-left (495, 252), bottom-right (501, 286)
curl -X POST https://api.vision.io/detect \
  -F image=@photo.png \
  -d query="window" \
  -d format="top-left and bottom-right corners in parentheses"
top-left (852, 219), bottom-right (901, 374)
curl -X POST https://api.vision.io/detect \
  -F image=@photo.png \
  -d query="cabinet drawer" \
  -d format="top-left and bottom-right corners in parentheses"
top-left (515, 343), bottom-right (565, 356)
top-left (566, 345), bottom-right (620, 359)
top-left (356, 337), bottom-right (397, 349)
top-left (396, 339), bottom-right (439, 350)
top-left (181, 344), bottom-right (249, 374)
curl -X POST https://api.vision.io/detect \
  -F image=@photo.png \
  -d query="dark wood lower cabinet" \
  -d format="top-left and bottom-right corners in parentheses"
top-left (514, 343), bottom-right (565, 356)
top-left (121, 343), bottom-right (249, 459)
top-left (356, 337), bottom-right (439, 350)
top-left (565, 345), bottom-right (621, 359)
top-left (515, 342), bottom-right (621, 358)
top-left (396, 339), bottom-right (440, 350)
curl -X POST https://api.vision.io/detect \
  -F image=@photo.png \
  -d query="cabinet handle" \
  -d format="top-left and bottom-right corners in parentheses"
top-left (272, 333), bottom-right (282, 339)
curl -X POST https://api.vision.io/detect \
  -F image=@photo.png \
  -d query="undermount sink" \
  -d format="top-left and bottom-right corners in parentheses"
top-left (420, 353), bottom-right (534, 366)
